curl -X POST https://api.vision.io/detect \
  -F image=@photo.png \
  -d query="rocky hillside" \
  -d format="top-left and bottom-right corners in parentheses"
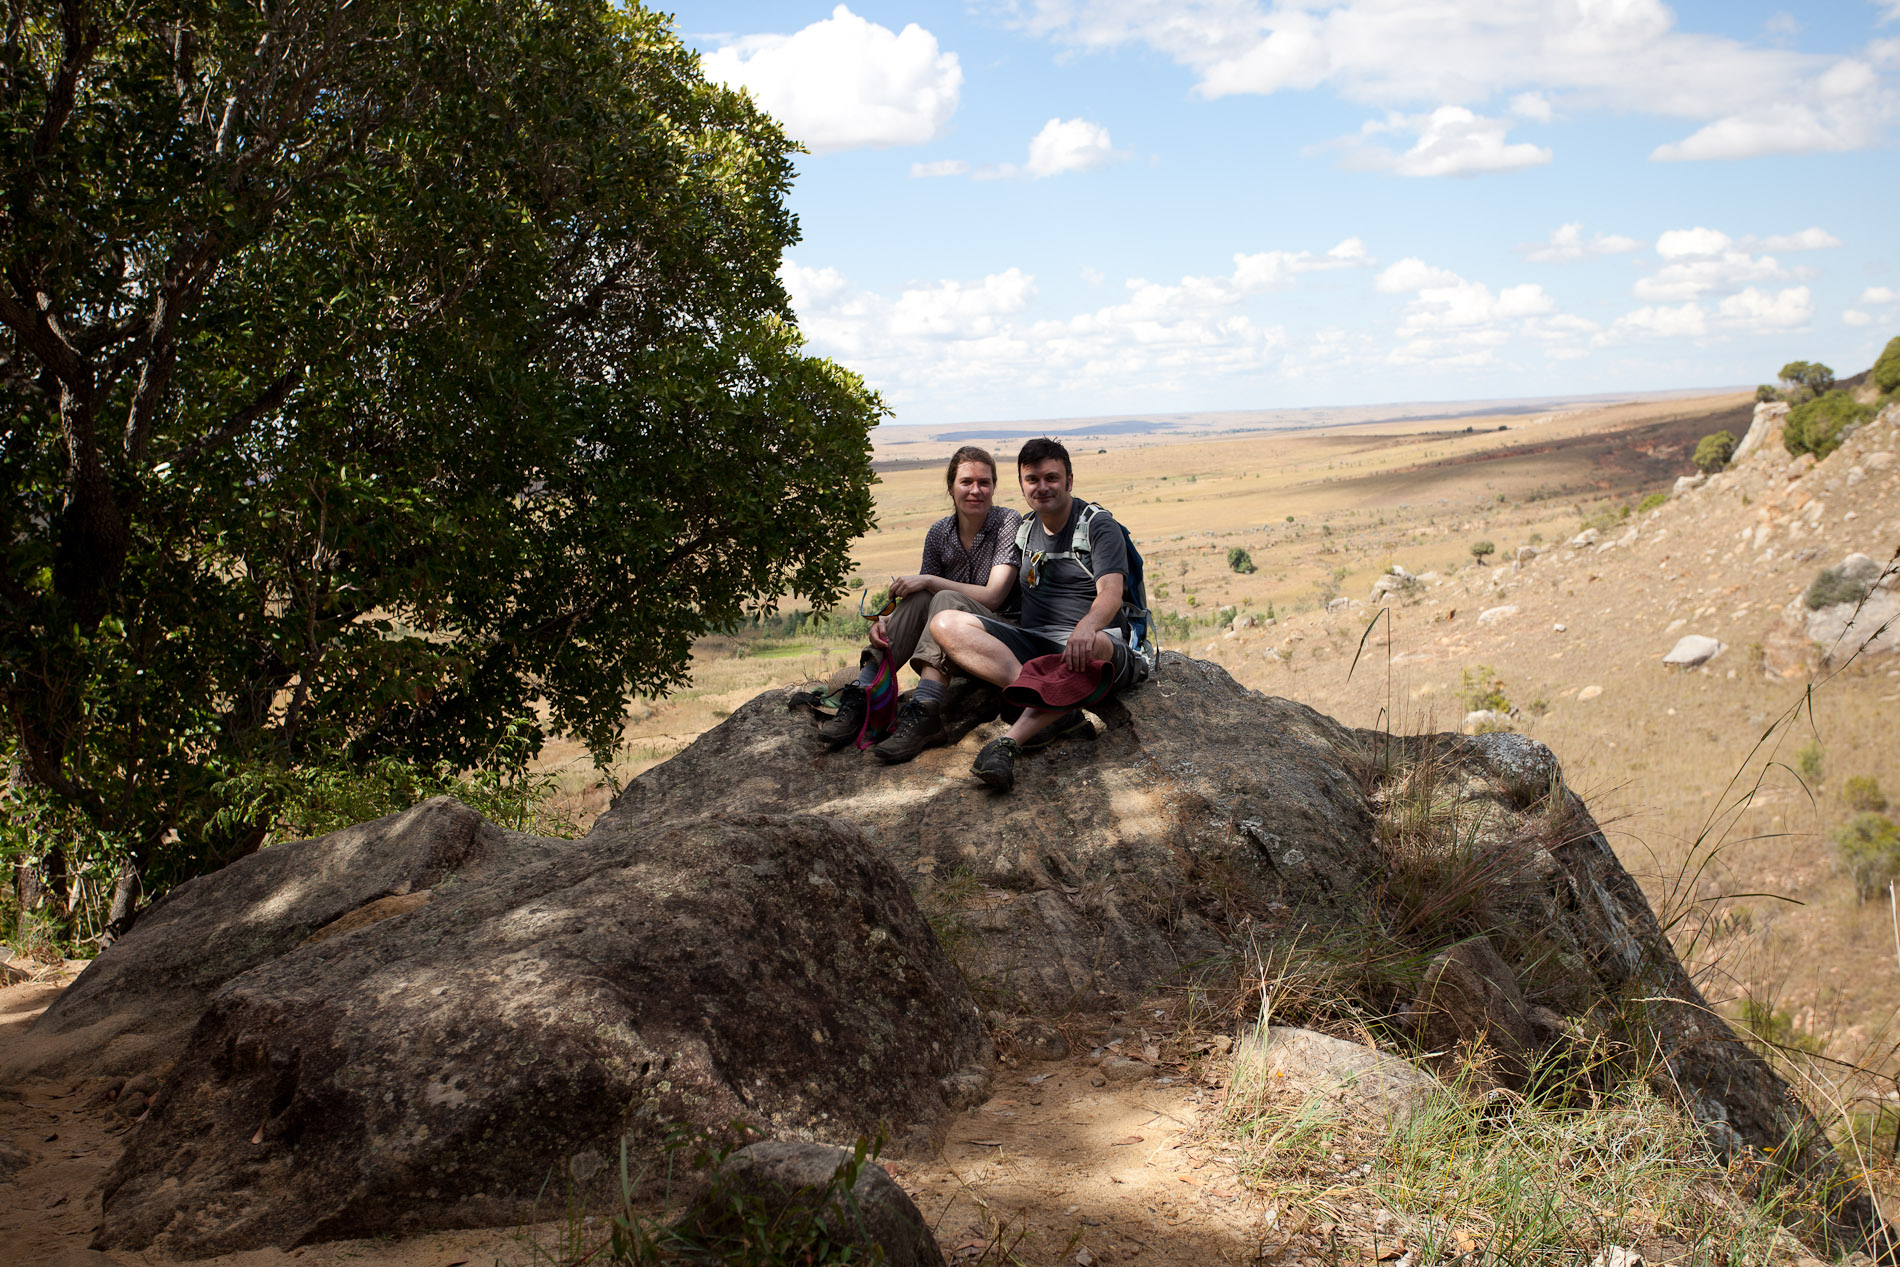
top-left (8, 657), bottom-right (1889, 1257)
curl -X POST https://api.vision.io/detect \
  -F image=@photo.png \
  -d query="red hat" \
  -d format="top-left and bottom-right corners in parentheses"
top-left (1002, 653), bottom-right (1114, 711)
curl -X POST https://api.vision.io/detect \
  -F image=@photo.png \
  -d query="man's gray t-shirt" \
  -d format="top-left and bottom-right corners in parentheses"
top-left (1019, 501), bottom-right (1129, 640)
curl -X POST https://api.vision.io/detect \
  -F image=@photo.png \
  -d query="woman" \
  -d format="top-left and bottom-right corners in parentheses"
top-left (819, 446), bottom-right (1021, 759)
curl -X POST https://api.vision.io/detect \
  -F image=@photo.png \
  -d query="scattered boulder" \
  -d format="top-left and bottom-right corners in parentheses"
top-left (1230, 612), bottom-right (1256, 631)
top-left (1578, 685), bottom-right (1604, 701)
top-left (1477, 604), bottom-right (1519, 625)
top-left (1463, 709), bottom-right (1514, 735)
top-left (1568, 528), bottom-right (1599, 549)
top-left (1400, 938), bottom-right (1539, 1087)
top-left (73, 811), bottom-right (989, 1257)
top-left (1672, 473), bottom-right (1706, 496)
top-left (1231, 1026), bottom-right (1444, 1131)
top-left (682, 1140), bottom-right (945, 1267)
top-left (1662, 635), bottom-right (1725, 669)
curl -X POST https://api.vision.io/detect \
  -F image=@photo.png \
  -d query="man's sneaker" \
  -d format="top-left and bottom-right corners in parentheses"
top-left (972, 736), bottom-right (1021, 791)
top-left (1023, 709), bottom-right (1092, 752)
top-left (872, 698), bottom-right (946, 764)
top-left (816, 685), bottom-right (867, 748)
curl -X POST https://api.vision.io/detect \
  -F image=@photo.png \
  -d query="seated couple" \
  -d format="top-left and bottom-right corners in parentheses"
top-left (816, 437), bottom-right (1151, 792)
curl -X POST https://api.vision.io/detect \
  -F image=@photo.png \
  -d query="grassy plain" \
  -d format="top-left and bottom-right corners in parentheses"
top-left (541, 388), bottom-right (1899, 1152)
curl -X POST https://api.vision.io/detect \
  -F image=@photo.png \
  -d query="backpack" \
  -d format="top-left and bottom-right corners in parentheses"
top-left (1014, 502), bottom-right (1158, 681)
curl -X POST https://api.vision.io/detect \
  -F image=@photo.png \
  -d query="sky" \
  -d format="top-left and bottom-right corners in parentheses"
top-left (667, 1), bottom-right (1900, 426)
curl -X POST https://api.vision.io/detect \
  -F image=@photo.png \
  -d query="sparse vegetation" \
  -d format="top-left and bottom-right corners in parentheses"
top-left (1469, 539), bottom-right (1496, 565)
top-left (1458, 666), bottom-right (1510, 715)
top-left (1834, 813), bottom-right (1900, 902)
top-left (1637, 492), bottom-right (1668, 513)
top-left (1692, 430), bottom-right (1736, 473)
top-left (1756, 383), bottom-right (1780, 402)
top-left (1873, 335), bottom-right (1900, 399)
top-left (1843, 775), bottom-right (1888, 812)
top-left (1796, 740), bottom-right (1825, 781)
top-left (1804, 564), bottom-right (1873, 610)
top-left (1777, 360), bottom-right (1835, 402)
top-left (1227, 546), bottom-right (1257, 574)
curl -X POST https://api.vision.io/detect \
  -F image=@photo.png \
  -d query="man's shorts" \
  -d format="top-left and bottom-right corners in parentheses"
top-left (973, 617), bottom-right (1140, 692)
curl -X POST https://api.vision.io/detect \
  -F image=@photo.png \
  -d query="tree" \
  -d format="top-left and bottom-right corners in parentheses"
top-left (1, 0), bottom-right (882, 928)
top-left (1693, 430), bottom-right (1737, 473)
top-left (1469, 540), bottom-right (1496, 565)
top-left (1226, 546), bottom-right (1256, 574)
top-left (1776, 360), bottom-right (1834, 401)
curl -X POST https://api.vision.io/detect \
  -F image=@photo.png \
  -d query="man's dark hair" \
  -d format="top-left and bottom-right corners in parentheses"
top-left (1016, 437), bottom-right (1071, 479)
top-left (944, 445), bottom-right (997, 492)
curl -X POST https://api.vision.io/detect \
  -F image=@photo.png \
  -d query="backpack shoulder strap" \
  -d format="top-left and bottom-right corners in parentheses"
top-left (1014, 514), bottom-right (1033, 553)
top-left (1072, 502), bottom-right (1100, 565)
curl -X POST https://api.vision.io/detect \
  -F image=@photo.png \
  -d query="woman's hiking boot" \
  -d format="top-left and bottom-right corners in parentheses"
top-left (872, 698), bottom-right (946, 764)
top-left (971, 736), bottom-right (1021, 791)
top-left (816, 685), bottom-right (868, 748)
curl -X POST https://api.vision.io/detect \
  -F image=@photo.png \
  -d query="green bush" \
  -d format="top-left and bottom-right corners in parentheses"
top-left (1803, 565), bottom-right (1873, 610)
top-left (1844, 775), bottom-right (1888, 812)
top-left (1755, 384), bottom-right (1780, 403)
top-left (1459, 665), bottom-right (1510, 714)
top-left (1637, 492), bottom-right (1668, 513)
top-left (1872, 335), bottom-right (1900, 397)
top-left (1777, 360), bottom-right (1834, 397)
top-left (1783, 390), bottom-right (1873, 458)
top-left (1227, 546), bottom-right (1257, 574)
top-left (1469, 540), bottom-right (1496, 564)
top-left (1835, 813), bottom-right (1900, 901)
top-left (1796, 740), bottom-right (1825, 781)
top-left (1692, 430), bottom-right (1736, 473)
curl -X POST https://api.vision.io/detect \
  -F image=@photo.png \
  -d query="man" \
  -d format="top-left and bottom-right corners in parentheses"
top-left (816, 446), bottom-right (1021, 757)
top-left (927, 437), bottom-right (1149, 791)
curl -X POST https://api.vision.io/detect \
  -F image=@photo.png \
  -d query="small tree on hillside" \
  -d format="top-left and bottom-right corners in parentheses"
top-left (1784, 391), bottom-right (1873, 458)
top-left (1227, 546), bottom-right (1257, 574)
top-left (1693, 430), bottom-right (1737, 473)
top-left (1777, 360), bottom-right (1835, 401)
top-left (1469, 540), bottom-right (1496, 565)
top-left (1873, 335), bottom-right (1900, 398)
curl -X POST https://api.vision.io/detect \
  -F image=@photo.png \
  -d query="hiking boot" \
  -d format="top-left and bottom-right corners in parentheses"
top-left (1022, 709), bottom-right (1092, 752)
top-left (972, 736), bottom-right (1021, 791)
top-left (816, 685), bottom-right (867, 748)
top-left (872, 698), bottom-right (947, 764)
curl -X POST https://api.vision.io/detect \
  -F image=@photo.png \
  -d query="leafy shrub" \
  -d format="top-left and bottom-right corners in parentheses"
top-left (1637, 492), bottom-right (1667, 513)
top-left (1844, 775), bottom-right (1888, 812)
top-left (1803, 565), bottom-right (1873, 610)
top-left (1692, 430), bottom-right (1736, 473)
top-left (1755, 384), bottom-right (1780, 402)
top-left (1227, 546), bottom-right (1257, 574)
top-left (1469, 540), bottom-right (1496, 564)
top-left (1796, 740), bottom-right (1824, 781)
top-left (1783, 390), bottom-right (1873, 458)
top-left (1872, 334), bottom-right (1900, 397)
top-left (1835, 813), bottom-right (1900, 901)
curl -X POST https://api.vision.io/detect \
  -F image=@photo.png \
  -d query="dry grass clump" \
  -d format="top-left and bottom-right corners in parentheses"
top-left (1216, 1057), bottom-right (1796, 1266)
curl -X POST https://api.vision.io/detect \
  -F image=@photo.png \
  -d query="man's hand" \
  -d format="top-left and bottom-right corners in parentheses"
top-left (1063, 618), bottom-right (1102, 672)
top-left (889, 574), bottom-right (935, 598)
top-left (869, 615), bottom-right (890, 649)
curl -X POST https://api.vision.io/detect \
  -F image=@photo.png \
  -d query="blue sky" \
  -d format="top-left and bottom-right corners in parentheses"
top-left (668, 2), bottom-right (1900, 426)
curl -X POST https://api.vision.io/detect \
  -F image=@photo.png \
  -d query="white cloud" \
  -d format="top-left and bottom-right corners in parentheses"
top-left (1523, 223), bottom-right (1644, 262)
top-left (1844, 309), bottom-right (1875, 326)
top-left (1655, 226), bottom-right (1733, 259)
top-left (1637, 229), bottom-right (1789, 301)
top-left (1025, 117), bottom-right (1125, 177)
top-left (1598, 303), bottom-right (1709, 341)
top-left (1752, 227), bottom-right (1842, 251)
top-left (1376, 258), bottom-right (1463, 293)
top-left (702, 6), bottom-right (961, 154)
top-left (1014, 1), bottom-right (1898, 160)
top-left (1859, 285), bottom-right (1900, 304)
top-left (1400, 280), bottom-right (1556, 330)
top-left (1347, 106), bottom-right (1551, 177)
top-left (1716, 285), bottom-right (1813, 331)
top-left (1509, 91), bottom-right (1553, 122)
top-left (910, 159), bottom-right (970, 178)
top-left (891, 270), bottom-right (1038, 339)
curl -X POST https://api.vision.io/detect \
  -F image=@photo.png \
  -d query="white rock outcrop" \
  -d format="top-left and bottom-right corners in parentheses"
top-left (1662, 635), bottom-right (1725, 669)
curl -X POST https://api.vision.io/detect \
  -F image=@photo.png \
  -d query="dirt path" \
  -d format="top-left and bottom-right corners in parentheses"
top-left (2, 976), bottom-right (1269, 1266)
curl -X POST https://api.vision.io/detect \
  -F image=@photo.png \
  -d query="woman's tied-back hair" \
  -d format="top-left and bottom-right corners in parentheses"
top-left (1015, 436), bottom-right (1071, 479)
top-left (944, 445), bottom-right (998, 493)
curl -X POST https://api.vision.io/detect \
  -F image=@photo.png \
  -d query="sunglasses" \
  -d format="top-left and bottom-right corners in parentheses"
top-left (858, 584), bottom-right (900, 620)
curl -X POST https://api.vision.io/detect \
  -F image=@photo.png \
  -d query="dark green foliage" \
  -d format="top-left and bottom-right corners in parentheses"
top-left (1873, 336), bottom-right (1900, 397)
top-left (1227, 545), bottom-right (1257, 574)
top-left (1783, 391), bottom-right (1873, 458)
top-left (1834, 814), bottom-right (1900, 902)
top-left (1803, 565), bottom-right (1873, 611)
top-left (1637, 492), bottom-right (1668, 513)
top-left (1756, 384), bottom-right (1780, 403)
top-left (1692, 430), bottom-right (1736, 474)
top-left (1777, 360), bottom-right (1835, 398)
top-left (1469, 539), bottom-right (1496, 563)
top-left (0, 0), bottom-right (883, 923)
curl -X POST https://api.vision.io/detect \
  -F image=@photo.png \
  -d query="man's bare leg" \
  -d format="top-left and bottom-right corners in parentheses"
top-left (929, 611), bottom-right (1115, 743)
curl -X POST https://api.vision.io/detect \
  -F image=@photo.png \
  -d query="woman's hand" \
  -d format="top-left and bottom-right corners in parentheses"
top-left (869, 615), bottom-right (890, 648)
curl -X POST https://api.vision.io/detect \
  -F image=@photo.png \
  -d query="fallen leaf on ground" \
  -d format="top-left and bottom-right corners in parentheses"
top-left (1111, 1135), bottom-right (1144, 1146)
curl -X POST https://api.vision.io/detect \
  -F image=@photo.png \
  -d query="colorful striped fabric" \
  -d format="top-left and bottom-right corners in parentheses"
top-left (855, 653), bottom-right (900, 749)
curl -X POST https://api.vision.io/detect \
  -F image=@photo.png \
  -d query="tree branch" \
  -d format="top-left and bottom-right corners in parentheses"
top-left (164, 367), bottom-right (300, 468)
